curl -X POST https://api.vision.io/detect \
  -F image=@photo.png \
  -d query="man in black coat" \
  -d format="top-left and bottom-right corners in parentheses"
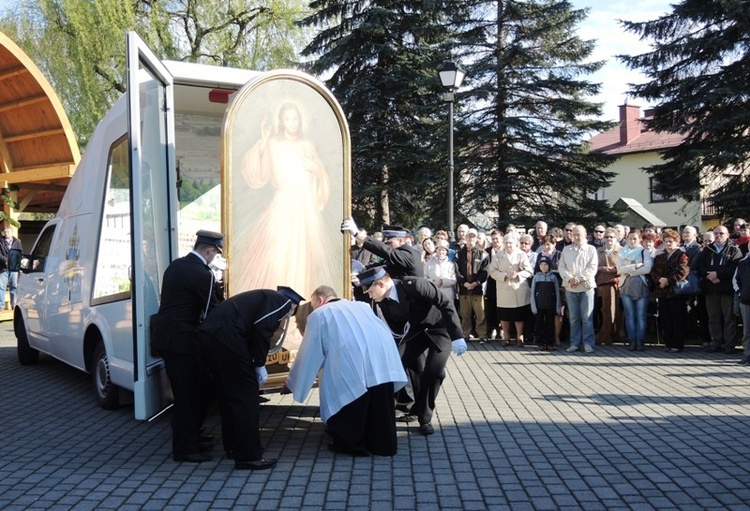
top-left (342, 218), bottom-right (423, 278)
top-left (197, 286), bottom-right (303, 470)
top-left (359, 266), bottom-right (467, 436)
top-left (152, 230), bottom-right (223, 462)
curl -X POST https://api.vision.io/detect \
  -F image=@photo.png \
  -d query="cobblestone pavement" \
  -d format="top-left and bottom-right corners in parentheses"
top-left (1, 322), bottom-right (749, 510)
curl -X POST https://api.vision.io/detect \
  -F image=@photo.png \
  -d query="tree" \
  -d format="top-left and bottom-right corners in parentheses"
top-left (0, 0), bottom-right (313, 146)
top-left (451, 0), bottom-right (618, 229)
top-left (620, 0), bottom-right (750, 220)
top-left (299, 0), bottom-right (454, 231)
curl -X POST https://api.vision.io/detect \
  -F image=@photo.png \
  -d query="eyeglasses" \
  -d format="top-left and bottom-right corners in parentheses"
top-left (594, 230), bottom-right (605, 234)
top-left (714, 232), bottom-right (728, 236)
top-left (741, 225), bottom-right (748, 230)
top-left (565, 228), bottom-right (573, 232)
top-left (520, 241), bottom-right (530, 245)
top-left (604, 235), bottom-right (615, 238)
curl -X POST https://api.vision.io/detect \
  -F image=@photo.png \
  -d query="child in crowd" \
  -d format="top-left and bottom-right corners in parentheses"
top-left (530, 256), bottom-right (561, 351)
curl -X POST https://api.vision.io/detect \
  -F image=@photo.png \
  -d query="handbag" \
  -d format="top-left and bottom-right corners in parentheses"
top-left (674, 271), bottom-right (701, 295)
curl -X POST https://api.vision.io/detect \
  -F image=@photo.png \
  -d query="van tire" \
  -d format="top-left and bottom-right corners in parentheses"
top-left (16, 320), bottom-right (39, 365)
top-left (93, 340), bottom-right (120, 409)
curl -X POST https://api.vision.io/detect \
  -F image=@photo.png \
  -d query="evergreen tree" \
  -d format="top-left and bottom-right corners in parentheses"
top-left (299, 0), bottom-right (452, 231)
top-left (620, 0), bottom-right (750, 219)
top-left (452, 0), bottom-right (617, 228)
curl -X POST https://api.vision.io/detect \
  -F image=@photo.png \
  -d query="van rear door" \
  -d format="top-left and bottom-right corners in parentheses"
top-left (126, 31), bottom-right (177, 420)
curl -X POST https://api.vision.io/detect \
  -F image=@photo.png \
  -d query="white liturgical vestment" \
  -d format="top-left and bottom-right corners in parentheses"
top-left (286, 299), bottom-right (408, 422)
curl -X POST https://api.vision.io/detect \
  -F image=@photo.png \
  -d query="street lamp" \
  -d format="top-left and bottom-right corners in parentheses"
top-left (438, 61), bottom-right (465, 239)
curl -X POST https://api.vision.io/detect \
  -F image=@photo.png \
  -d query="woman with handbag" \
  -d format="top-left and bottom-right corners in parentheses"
top-left (617, 229), bottom-right (653, 351)
top-left (650, 229), bottom-right (690, 353)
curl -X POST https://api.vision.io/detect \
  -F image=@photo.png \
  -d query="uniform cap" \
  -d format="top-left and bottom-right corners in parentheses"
top-left (196, 230), bottom-right (224, 253)
top-left (277, 286), bottom-right (305, 304)
top-left (357, 266), bottom-right (387, 291)
top-left (382, 224), bottom-right (407, 241)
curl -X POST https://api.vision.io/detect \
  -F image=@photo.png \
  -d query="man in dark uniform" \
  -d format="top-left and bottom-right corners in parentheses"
top-left (197, 286), bottom-right (304, 470)
top-left (152, 230), bottom-right (223, 463)
top-left (341, 218), bottom-right (425, 413)
top-left (358, 266), bottom-right (467, 436)
top-left (341, 218), bottom-right (423, 278)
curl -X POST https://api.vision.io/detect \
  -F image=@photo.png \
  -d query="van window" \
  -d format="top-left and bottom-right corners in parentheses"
top-left (29, 224), bottom-right (56, 272)
top-left (92, 137), bottom-right (131, 303)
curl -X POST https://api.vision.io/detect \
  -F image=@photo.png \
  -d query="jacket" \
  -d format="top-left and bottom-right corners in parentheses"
top-left (530, 272), bottom-right (561, 314)
top-left (455, 246), bottom-right (488, 296)
top-left (733, 254), bottom-right (750, 305)
top-left (489, 248), bottom-right (532, 308)
top-left (650, 248), bottom-right (690, 299)
top-left (0, 236), bottom-right (23, 272)
top-left (696, 241), bottom-right (742, 295)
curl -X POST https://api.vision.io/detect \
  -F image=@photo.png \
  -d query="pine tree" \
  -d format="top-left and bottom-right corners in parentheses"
top-left (452, 0), bottom-right (618, 228)
top-left (620, 0), bottom-right (750, 219)
top-left (299, 0), bottom-right (452, 231)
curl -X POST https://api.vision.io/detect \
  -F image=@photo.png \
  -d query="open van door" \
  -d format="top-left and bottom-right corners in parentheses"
top-left (126, 31), bottom-right (176, 420)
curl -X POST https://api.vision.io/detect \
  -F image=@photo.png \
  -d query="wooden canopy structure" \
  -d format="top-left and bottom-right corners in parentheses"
top-left (0, 32), bottom-right (79, 214)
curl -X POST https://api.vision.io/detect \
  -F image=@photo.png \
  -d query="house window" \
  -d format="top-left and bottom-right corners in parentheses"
top-left (650, 177), bottom-right (676, 203)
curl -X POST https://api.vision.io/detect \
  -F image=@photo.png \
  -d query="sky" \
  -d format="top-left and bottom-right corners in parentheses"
top-left (0, 0), bottom-right (674, 122)
top-left (571, 0), bottom-right (674, 122)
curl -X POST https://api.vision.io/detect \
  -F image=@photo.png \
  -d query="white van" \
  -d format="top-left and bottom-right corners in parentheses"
top-left (14, 32), bottom-right (351, 420)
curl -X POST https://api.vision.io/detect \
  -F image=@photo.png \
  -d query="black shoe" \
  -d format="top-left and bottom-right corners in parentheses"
top-left (199, 433), bottom-right (215, 443)
top-left (419, 423), bottom-right (435, 436)
top-left (397, 413), bottom-right (419, 423)
top-left (234, 458), bottom-right (277, 470)
top-left (173, 452), bottom-right (212, 463)
top-left (395, 404), bottom-right (411, 413)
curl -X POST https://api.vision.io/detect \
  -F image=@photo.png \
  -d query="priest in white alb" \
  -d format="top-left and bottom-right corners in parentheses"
top-left (281, 285), bottom-right (407, 456)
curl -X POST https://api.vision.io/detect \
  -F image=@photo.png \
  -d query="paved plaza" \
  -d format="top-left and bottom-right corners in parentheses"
top-left (1, 321), bottom-right (749, 510)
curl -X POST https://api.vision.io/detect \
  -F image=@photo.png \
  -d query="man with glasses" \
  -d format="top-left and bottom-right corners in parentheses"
top-left (590, 225), bottom-right (606, 248)
top-left (153, 230), bottom-right (224, 463)
top-left (731, 218), bottom-right (747, 241)
top-left (556, 222), bottom-right (576, 252)
top-left (696, 226), bottom-right (742, 353)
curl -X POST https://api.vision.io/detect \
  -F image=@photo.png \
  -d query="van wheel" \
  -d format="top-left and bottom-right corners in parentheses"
top-left (16, 319), bottom-right (39, 365)
top-left (93, 341), bottom-right (120, 409)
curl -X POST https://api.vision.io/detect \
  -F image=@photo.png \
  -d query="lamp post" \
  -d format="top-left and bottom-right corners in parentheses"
top-left (438, 61), bottom-right (466, 239)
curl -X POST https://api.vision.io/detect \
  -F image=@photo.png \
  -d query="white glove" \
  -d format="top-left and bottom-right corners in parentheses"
top-left (341, 217), bottom-right (360, 236)
top-left (451, 338), bottom-right (467, 356)
top-left (256, 366), bottom-right (268, 386)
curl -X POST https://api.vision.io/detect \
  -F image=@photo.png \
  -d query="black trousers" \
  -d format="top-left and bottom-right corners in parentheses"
top-left (661, 295), bottom-right (687, 349)
top-left (160, 350), bottom-right (209, 456)
top-left (199, 334), bottom-right (263, 462)
top-left (400, 335), bottom-right (451, 425)
top-left (534, 310), bottom-right (556, 346)
top-left (327, 382), bottom-right (397, 456)
top-left (396, 344), bottom-right (425, 412)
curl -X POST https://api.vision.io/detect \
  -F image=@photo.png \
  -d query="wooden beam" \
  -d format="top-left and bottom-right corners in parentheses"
top-left (3, 128), bottom-right (65, 144)
top-left (0, 66), bottom-right (29, 82)
top-left (17, 190), bottom-right (37, 211)
top-left (0, 95), bottom-right (47, 113)
top-left (1, 163), bottom-right (75, 183)
top-left (16, 182), bottom-right (68, 192)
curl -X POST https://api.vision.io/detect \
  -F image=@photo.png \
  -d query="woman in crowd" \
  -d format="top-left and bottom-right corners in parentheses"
top-left (595, 227), bottom-right (621, 345)
top-left (650, 229), bottom-right (690, 353)
top-left (641, 233), bottom-right (659, 258)
top-left (519, 233), bottom-right (538, 270)
top-left (489, 233), bottom-right (533, 347)
top-left (424, 239), bottom-right (457, 302)
top-left (421, 237), bottom-right (436, 264)
top-left (617, 229), bottom-right (653, 351)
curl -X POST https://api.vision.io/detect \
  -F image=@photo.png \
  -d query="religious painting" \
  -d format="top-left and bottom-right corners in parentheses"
top-left (223, 71), bottom-right (351, 353)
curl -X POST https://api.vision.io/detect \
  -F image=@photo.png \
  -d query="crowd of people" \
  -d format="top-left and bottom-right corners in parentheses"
top-left (351, 218), bottom-right (750, 361)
